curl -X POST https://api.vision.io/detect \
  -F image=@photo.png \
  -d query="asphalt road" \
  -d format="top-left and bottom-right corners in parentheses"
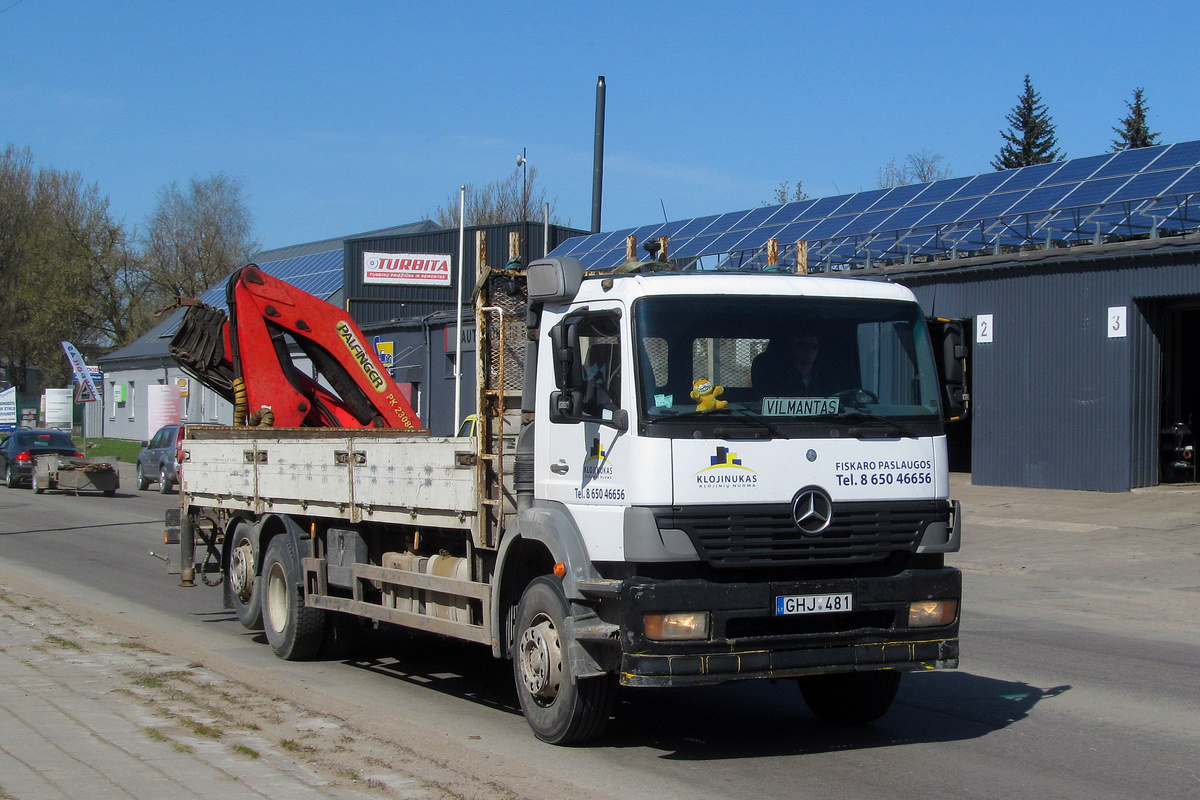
top-left (0, 473), bottom-right (1197, 800)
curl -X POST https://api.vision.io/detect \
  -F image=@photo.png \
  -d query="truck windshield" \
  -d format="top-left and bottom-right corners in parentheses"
top-left (632, 294), bottom-right (942, 436)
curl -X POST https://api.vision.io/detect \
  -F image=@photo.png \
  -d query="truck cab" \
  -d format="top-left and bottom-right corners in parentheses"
top-left (510, 260), bottom-right (960, 739)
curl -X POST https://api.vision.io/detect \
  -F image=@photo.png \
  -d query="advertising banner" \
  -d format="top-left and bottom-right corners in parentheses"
top-left (43, 387), bottom-right (73, 430)
top-left (146, 384), bottom-right (183, 438)
top-left (0, 387), bottom-right (16, 432)
top-left (363, 251), bottom-right (452, 286)
top-left (61, 341), bottom-right (100, 402)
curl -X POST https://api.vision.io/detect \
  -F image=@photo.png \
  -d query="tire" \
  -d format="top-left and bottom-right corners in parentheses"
top-left (227, 521), bottom-right (263, 629)
top-left (158, 465), bottom-right (173, 494)
top-left (798, 669), bottom-right (902, 725)
top-left (261, 534), bottom-right (325, 660)
top-left (5, 464), bottom-right (17, 489)
top-left (512, 577), bottom-right (616, 745)
top-left (137, 462), bottom-right (151, 491)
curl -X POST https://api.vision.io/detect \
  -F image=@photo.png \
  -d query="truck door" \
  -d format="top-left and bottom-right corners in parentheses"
top-left (542, 307), bottom-right (628, 560)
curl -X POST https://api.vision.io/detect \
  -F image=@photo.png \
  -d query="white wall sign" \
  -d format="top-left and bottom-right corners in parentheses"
top-left (976, 314), bottom-right (994, 344)
top-left (43, 387), bottom-right (72, 430)
top-left (146, 384), bottom-right (183, 438)
top-left (363, 251), bottom-right (452, 286)
top-left (1108, 306), bottom-right (1127, 338)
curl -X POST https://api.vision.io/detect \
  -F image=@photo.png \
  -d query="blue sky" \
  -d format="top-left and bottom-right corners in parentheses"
top-left (3, 1), bottom-right (1197, 251)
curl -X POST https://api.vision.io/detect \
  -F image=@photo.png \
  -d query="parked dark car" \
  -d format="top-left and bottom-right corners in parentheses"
top-left (137, 423), bottom-right (186, 493)
top-left (0, 428), bottom-right (81, 488)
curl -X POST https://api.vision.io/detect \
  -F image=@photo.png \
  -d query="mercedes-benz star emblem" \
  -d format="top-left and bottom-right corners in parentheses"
top-left (792, 487), bottom-right (834, 535)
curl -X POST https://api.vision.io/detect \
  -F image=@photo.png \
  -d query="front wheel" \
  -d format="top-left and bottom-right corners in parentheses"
top-left (798, 669), bottom-right (902, 725)
top-left (227, 521), bottom-right (262, 629)
top-left (137, 463), bottom-right (151, 491)
top-left (512, 577), bottom-right (616, 745)
top-left (261, 534), bottom-right (325, 660)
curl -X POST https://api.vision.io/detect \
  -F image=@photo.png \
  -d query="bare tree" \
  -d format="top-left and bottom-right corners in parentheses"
top-left (432, 166), bottom-right (562, 227)
top-left (878, 150), bottom-right (953, 188)
top-left (771, 181), bottom-right (809, 205)
top-left (142, 173), bottom-right (260, 303)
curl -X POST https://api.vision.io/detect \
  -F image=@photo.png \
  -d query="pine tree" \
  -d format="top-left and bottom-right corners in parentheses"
top-left (1112, 87), bottom-right (1160, 151)
top-left (992, 75), bottom-right (1063, 170)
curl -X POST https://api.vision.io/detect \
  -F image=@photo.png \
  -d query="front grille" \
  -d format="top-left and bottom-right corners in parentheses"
top-left (654, 500), bottom-right (945, 568)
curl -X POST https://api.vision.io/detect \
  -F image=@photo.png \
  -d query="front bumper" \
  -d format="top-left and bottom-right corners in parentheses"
top-left (606, 567), bottom-right (960, 688)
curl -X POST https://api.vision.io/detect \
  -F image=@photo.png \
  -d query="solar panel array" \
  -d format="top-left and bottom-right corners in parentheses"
top-left (158, 248), bottom-right (344, 338)
top-left (551, 140), bottom-right (1200, 272)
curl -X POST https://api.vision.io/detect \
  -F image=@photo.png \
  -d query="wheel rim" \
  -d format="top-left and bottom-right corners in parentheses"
top-left (160, 467), bottom-right (167, 484)
top-left (265, 560), bottom-right (289, 635)
top-left (229, 540), bottom-right (255, 602)
top-left (518, 613), bottom-right (562, 705)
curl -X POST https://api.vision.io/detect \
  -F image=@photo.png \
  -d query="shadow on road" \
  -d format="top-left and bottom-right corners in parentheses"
top-left (341, 626), bottom-right (522, 714)
top-left (330, 625), bottom-right (1068, 755)
top-left (603, 671), bottom-right (1070, 759)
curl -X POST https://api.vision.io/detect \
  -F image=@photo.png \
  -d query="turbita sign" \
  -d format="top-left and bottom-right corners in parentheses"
top-left (363, 251), bottom-right (452, 286)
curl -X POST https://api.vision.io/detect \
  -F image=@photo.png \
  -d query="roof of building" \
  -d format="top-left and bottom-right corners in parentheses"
top-left (551, 140), bottom-right (1200, 273)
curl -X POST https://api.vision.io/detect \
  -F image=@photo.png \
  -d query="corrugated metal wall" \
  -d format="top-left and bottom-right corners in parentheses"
top-left (899, 243), bottom-right (1200, 491)
top-left (344, 222), bottom-right (585, 324)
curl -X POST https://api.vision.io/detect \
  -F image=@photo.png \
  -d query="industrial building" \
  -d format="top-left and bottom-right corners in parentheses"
top-left (552, 139), bottom-right (1200, 491)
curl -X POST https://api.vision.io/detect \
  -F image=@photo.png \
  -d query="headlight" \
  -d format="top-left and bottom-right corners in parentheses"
top-left (643, 611), bottom-right (710, 640)
top-left (908, 600), bottom-right (958, 628)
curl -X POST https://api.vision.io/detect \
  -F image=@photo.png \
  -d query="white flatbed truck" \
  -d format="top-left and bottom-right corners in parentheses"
top-left (174, 255), bottom-right (965, 744)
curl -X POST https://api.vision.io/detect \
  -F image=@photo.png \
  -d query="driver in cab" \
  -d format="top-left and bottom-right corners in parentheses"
top-left (752, 330), bottom-right (832, 396)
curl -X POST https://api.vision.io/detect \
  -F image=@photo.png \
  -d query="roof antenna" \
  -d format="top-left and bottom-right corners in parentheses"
top-left (660, 200), bottom-right (672, 239)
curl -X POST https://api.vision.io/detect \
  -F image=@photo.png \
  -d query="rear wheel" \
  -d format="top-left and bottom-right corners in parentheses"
top-left (512, 577), bottom-right (616, 744)
top-left (5, 464), bottom-right (17, 488)
top-left (261, 534), bottom-right (325, 660)
top-left (798, 670), bottom-right (902, 725)
top-left (227, 521), bottom-right (262, 629)
top-left (158, 466), bottom-right (172, 494)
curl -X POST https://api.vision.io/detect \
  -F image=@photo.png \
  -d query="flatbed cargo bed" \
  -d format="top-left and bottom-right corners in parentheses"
top-left (181, 427), bottom-right (479, 531)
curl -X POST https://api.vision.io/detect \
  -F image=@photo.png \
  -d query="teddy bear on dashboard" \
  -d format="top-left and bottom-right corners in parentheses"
top-left (690, 378), bottom-right (728, 412)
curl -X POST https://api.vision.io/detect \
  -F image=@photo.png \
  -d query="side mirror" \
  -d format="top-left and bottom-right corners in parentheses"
top-left (927, 317), bottom-right (970, 422)
top-left (527, 257), bottom-right (585, 307)
top-left (549, 317), bottom-right (582, 393)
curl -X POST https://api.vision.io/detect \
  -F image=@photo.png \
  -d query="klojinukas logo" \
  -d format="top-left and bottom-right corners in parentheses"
top-left (583, 438), bottom-right (614, 480)
top-left (695, 446), bottom-right (758, 488)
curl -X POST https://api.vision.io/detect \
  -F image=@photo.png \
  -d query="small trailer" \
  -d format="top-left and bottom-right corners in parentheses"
top-left (33, 454), bottom-right (120, 496)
